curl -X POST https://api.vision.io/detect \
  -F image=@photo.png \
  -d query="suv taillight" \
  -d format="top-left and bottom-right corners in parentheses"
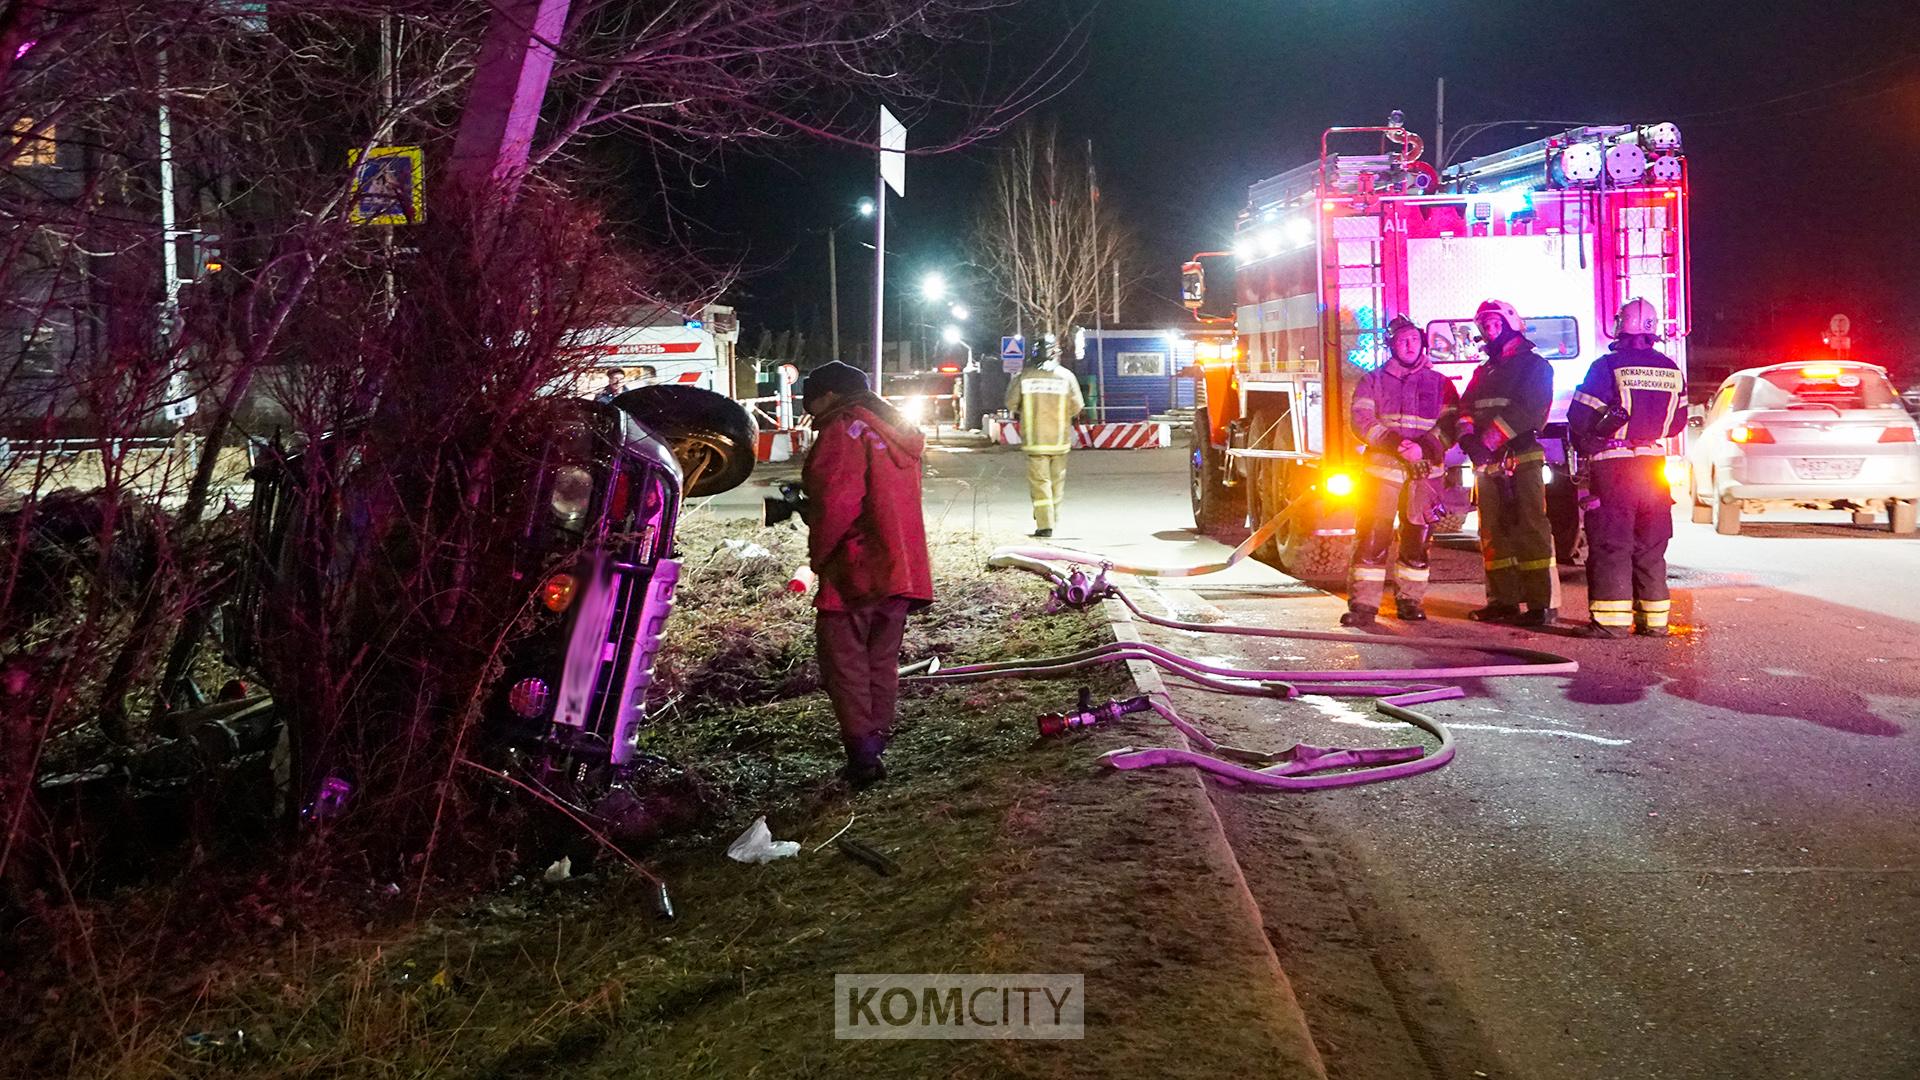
top-left (1879, 425), bottom-right (1917, 444)
top-left (1730, 424), bottom-right (1774, 444)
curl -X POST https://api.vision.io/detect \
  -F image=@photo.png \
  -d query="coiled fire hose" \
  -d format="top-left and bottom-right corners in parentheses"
top-left (905, 508), bottom-right (1578, 791)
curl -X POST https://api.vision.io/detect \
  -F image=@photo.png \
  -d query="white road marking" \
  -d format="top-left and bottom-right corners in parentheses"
top-left (1297, 695), bottom-right (1631, 746)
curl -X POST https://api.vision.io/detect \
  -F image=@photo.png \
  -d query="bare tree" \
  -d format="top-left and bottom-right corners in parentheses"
top-left (974, 121), bottom-right (1132, 350)
top-left (0, 0), bottom-right (1078, 891)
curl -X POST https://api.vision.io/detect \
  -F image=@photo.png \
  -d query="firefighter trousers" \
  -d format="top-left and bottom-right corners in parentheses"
top-left (816, 598), bottom-right (911, 766)
top-left (1477, 459), bottom-right (1560, 611)
top-left (1024, 451), bottom-right (1069, 531)
top-left (1348, 475), bottom-right (1435, 611)
top-left (1583, 455), bottom-right (1674, 631)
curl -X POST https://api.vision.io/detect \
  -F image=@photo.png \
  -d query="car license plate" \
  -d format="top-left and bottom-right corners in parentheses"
top-left (1792, 457), bottom-right (1863, 480)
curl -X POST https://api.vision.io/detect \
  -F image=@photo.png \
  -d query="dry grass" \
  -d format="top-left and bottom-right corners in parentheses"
top-left (2, 515), bottom-right (1126, 1078)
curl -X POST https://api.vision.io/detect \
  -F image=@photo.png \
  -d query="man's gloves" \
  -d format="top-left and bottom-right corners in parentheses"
top-left (1459, 431), bottom-right (1493, 469)
top-left (1397, 439), bottom-right (1425, 463)
top-left (1596, 402), bottom-right (1633, 437)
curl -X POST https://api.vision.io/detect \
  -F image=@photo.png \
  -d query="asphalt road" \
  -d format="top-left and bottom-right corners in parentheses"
top-left (723, 440), bottom-right (1920, 1080)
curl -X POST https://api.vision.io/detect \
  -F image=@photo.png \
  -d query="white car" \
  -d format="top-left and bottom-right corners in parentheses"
top-left (1687, 361), bottom-right (1920, 535)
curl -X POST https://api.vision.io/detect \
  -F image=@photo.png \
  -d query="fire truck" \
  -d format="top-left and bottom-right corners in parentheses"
top-left (1181, 112), bottom-right (1690, 578)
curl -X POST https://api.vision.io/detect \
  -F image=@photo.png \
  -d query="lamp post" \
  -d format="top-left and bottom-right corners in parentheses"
top-left (828, 197), bottom-right (876, 364)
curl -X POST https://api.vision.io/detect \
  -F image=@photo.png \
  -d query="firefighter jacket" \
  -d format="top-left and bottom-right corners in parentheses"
top-left (1351, 357), bottom-right (1460, 481)
top-left (1459, 332), bottom-right (1553, 469)
top-left (801, 392), bottom-right (936, 613)
top-left (1567, 343), bottom-right (1687, 460)
top-left (1005, 363), bottom-right (1085, 454)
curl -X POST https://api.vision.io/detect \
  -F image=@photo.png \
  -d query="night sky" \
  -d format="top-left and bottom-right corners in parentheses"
top-left (649, 0), bottom-right (1920, 380)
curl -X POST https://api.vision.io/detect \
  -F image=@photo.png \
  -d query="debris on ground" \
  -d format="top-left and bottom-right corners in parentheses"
top-left (726, 815), bottom-right (801, 863)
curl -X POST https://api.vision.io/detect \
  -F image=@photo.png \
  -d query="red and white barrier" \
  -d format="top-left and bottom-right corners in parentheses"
top-left (987, 417), bottom-right (1171, 450)
top-left (755, 429), bottom-right (814, 463)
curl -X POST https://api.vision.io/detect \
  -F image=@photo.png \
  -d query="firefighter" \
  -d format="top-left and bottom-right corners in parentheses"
top-left (1341, 315), bottom-right (1460, 628)
top-left (1458, 299), bottom-right (1559, 626)
top-left (1004, 336), bottom-right (1085, 538)
top-left (799, 361), bottom-right (935, 787)
top-left (1567, 298), bottom-right (1687, 637)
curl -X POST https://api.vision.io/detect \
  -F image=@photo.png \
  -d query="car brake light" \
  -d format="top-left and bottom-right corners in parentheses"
top-left (1800, 365), bottom-right (1841, 379)
top-left (543, 572), bottom-right (578, 612)
top-left (1881, 426), bottom-right (1917, 443)
top-left (1323, 471), bottom-right (1356, 498)
top-left (1729, 424), bottom-right (1774, 444)
top-left (1663, 458), bottom-right (1688, 485)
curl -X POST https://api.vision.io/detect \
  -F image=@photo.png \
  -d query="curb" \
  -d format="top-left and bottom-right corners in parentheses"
top-left (1101, 591), bottom-right (1330, 1080)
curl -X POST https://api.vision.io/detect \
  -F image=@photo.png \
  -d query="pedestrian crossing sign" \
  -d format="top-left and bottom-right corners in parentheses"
top-left (1001, 335), bottom-right (1025, 373)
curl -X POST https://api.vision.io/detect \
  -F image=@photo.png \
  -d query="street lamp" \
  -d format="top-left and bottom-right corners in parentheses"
top-left (941, 324), bottom-right (962, 345)
top-left (920, 271), bottom-right (948, 303)
top-left (949, 303), bottom-right (970, 321)
top-left (828, 198), bottom-right (876, 363)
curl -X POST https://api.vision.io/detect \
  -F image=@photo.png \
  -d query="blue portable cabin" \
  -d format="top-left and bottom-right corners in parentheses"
top-left (1073, 328), bottom-right (1199, 419)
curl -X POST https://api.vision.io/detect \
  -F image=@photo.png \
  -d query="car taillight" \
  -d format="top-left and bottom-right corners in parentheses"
top-left (1662, 458), bottom-right (1688, 485)
top-left (543, 573), bottom-right (578, 612)
top-left (1730, 424), bottom-right (1774, 444)
top-left (1881, 425), bottom-right (1918, 443)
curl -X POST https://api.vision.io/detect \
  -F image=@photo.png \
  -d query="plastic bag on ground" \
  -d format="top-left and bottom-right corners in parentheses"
top-left (727, 815), bottom-right (800, 863)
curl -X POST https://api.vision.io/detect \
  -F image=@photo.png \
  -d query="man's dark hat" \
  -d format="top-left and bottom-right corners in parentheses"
top-left (800, 360), bottom-right (869, 404)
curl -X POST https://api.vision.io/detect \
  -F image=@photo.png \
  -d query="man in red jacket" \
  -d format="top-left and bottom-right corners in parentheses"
top-left (799, 362), bottom-right (935, 787)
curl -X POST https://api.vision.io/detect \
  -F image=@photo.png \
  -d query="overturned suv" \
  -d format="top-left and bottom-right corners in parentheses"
top-left (228, 385), bottom-right (756, 839)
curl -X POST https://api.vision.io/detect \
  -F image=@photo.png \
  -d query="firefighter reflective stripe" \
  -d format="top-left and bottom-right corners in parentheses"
top-left (1613, 365), bottom-right (1686, 438)
top-left (1010, 371), bottom-right (1082, 453)
top-left (1395, 564), bottom-right (1430, 582)
top-left (1591, 599), bottom-right (1635, 627)
top-left (1472, 397), bottom-right (1510, 407)
top-left (1635, 598), bottom-right (1672, 628)
top-left (1474, 447), bottom-right (1545, 473)
top-left (1572, 390), bottom-right (1609, 411)
top-left (1591, 443), bottom-right (1669, 461)
top-left (1485, 556), bottom-right (1517, 570)
top-left (1517, 557), bottom-right (1555, 572)
top-left (1352, 566), bottom-right (1388, 582)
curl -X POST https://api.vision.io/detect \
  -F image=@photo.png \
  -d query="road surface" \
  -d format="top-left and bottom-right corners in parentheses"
top-left (719, 440), bottom-right (1920, 1080)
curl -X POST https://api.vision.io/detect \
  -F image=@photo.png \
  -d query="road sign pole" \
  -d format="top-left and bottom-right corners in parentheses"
top-left (870, 177), bottom-right (886, 389)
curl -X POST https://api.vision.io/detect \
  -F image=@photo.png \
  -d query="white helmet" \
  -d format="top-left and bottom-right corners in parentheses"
top-left (1612, 297), bottom-right (1660, 338)
top-left (1475, 299), bottom-right (1522, 336)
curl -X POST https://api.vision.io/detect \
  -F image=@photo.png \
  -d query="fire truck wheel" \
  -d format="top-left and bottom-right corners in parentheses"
top-left (1546, 473), bottom-right (1587, 566)
top-left (1280, 522), bottom-right (1352, 584)
top-left (1190, 407), bottom-right (1246, 536)
top-left (613, 385), bottom-right (757, 497)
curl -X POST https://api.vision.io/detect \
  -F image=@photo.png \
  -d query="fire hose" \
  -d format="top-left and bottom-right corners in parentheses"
top-left (906, 508), bottom-right (1578, 791)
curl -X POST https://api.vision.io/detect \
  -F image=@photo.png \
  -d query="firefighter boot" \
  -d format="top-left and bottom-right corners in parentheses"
top-left (1513, 606), bottom-right (1559, 628)
top-left (1340, 604), bottom-right (1379, 629)
top-left (1574, 621), bottom-right (1625, 639)
top-left (1467, 603), bottom-right (1522, 623)
top-left (1395, 599), bottom-right (1427, 622)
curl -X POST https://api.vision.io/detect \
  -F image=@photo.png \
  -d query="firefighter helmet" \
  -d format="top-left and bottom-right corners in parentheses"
top-left (1386, 314), bottom-right (1426, 351)
top-left (1475, 299), bottom-right (1522, 336)
top-left (1612, 297), bottom-right (1660, 339)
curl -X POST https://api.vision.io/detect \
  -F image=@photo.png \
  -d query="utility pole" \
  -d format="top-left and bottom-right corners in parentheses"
top-left (1435, 77), bottom-right (1446, 171)
top-left (156, 50), bottom-right (195, 422)
top-left (448, 0), bottom-right (573, 199)
top-left (1087, 138), bottom-right (1103, 418)
top-left (828, 226), bottom-right (841, 363)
